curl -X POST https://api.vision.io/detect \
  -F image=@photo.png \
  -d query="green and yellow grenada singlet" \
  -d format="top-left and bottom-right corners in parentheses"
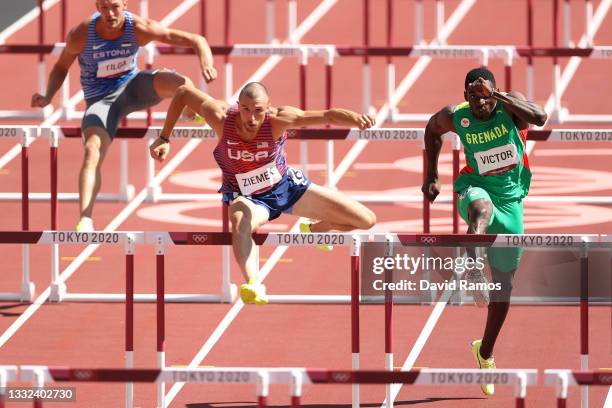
top-left (452, 102), bottom-right (531, 201)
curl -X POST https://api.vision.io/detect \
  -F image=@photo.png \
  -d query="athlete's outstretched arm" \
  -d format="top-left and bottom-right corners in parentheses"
top-left (150, 85), bottom-right (227, 162)
top-left (134, 16), bottom-right (217, 83)
top-left (31, 25), bottom-right (84, 107)
top-left (422, 105), bottom-right (455, 202)
top-left (274, 106), bottom-right (375, 131)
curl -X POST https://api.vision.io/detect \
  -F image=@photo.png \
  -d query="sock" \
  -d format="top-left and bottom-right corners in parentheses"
top-left (248, 277), bottom-right (260, 285)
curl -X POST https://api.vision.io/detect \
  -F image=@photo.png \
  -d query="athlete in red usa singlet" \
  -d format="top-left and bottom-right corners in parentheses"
top-left (150, 82), bottom-right (377, 305)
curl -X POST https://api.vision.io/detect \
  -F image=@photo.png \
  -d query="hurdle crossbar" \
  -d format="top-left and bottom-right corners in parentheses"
top-left (3, 125), bottom-right (612, 254)
top-left (372, 232), bottom-right (606, 408)
top-left (16, 366), bottom-right (538, 407)
top-left (545, 369), bottom-right (612, 408)
top-left (149, 231), bottom-right (367, 408)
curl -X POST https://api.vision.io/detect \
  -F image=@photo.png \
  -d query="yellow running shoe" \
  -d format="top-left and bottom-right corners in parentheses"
top-left (76, 217), bottom-right (94, 232)
top-left (192, 113), bottom-right (206, 125)
top-left (299, 222), bottom-right (333, 251)
top-left (471, 339), bottom-right (496, 395)
top-left (239, 278), bottom-right (268, 305)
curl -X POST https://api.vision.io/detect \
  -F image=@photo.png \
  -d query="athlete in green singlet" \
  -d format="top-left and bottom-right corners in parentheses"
top-left (422, 67), bottom-right (547, 396)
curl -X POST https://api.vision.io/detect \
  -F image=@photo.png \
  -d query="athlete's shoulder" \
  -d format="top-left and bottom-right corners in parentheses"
top-left (434, 104), bottom-right (456, 122)
top-left (426, 105), bottom-right (456, 134)
top-left (131, 13), bottom-right (164, 36)
top-left (452, 101), bottom-right (470, 114)
top-left (65, 21), bottom-right (89, 54)
top-left (129, 12), bottom-right (148, 28)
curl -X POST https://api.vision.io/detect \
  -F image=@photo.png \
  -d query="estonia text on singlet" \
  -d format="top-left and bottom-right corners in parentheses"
top-left (78, 11), bottom-right (139, 101)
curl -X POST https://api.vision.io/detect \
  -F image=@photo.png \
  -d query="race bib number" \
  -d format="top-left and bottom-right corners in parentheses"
top-left (97, 56), bottom-right (134, 78)
top-left (474, 144), bottom-right (518, 176)
top-left (236, 162), bottom-right (282, 195)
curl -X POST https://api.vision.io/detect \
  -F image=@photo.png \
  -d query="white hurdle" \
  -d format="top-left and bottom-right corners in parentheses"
top-left (15, 366), bottom-right (538, 408)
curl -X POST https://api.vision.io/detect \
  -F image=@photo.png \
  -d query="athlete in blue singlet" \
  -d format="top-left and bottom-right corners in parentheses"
top-left (31, 0), bottom-right (217, 231)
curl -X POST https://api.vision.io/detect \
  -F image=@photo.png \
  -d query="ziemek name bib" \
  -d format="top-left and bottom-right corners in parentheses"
top-left (235, 162), bottom-right (282, 195)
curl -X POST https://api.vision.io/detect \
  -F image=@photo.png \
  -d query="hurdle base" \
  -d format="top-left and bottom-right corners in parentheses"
top-left (267, 295), bottom-right (426, 304)
top-left (550, 107), bottom-right (570, 124)
top-left (390, 113), bottom-right (433, 123)
top-left (0, 192), bottom-right (126, 202)
top-left (266, 295), bottom-right (352, 304)
top-left (155, 193), bottom-right (221, 202)
top-left (453, 295), bottom-right (610, 306)
top-left (146, 186), bottom-right (162, 203)
top-left (21, 281), bottom-right (35, 302)
top-left (221, 283), bottom-right (237, 303)
top-left (561, 112), bottom-right (612, 123)
top-left (386, 107), bottom-right (400, 123)
top-left (0, 292), bottom-right (26, 302)
top-left (60, 293), bottom-right (232, 303)
top-left (50, 282), bottom-right (67, 302)
top-left (419, 289), bottom-right (437, 305)
top-left (0, 110), bottom-right (45, 120)
top-left (120, 184), bottom-right (135, 202)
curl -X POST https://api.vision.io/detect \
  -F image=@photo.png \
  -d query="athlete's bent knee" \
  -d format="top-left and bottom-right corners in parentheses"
top-left (83, 143), bottom-right (101, 168)
top-left (230, 211), bottom-right (253, 236)
top-left (163, 70), bottom-right (193, 89)
top-left (468, 200), bottom-right (492, 222)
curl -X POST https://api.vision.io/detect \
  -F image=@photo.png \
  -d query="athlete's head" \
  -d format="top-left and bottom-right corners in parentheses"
top-left (96, 0), bottom-right (127, 31)
top-left (238, 82), bottom-right (270, 132)
top-left (464, 67), bottom-right (497, 120)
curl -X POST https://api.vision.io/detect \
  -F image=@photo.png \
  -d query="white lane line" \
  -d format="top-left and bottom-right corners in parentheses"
top-left (163, 221), bottom-right (303, 405)
top-left (385, 291), bottom-right (454, 405)
top-left (163, 2), bottom-right (339, 406)
top-left (604, 385), bottom-right (612, 408)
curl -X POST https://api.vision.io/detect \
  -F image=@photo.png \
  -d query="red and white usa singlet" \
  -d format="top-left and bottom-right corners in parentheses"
top-left (213, 106), bottom-right (288, 195)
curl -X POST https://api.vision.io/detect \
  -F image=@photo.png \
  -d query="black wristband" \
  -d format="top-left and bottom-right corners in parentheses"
top-left (159, 135), bottom-right (170, 143)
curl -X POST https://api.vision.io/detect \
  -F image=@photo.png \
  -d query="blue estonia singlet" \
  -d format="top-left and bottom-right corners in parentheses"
top-left (213, 106), bottom-right (289, 195)
top-left (78, 11), bottom-right (139, 101)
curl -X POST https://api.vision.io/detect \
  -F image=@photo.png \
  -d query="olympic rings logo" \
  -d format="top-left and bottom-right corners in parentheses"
top-left (331, 372), bottom-right (351, 382)
top-left (286, 130), bottom-right (297, 137)
top-left (600, 374), bottom-right (612, 384)
top-left (420, 236), bottom-right (437, 245)
top-left (191, 234), bottom-right (209, 244)
top-left (73, 370), bottom-right (93, 381)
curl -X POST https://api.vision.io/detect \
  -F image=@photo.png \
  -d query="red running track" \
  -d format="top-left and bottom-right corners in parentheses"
top-left (0, 0), bottom-right (611, 407)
